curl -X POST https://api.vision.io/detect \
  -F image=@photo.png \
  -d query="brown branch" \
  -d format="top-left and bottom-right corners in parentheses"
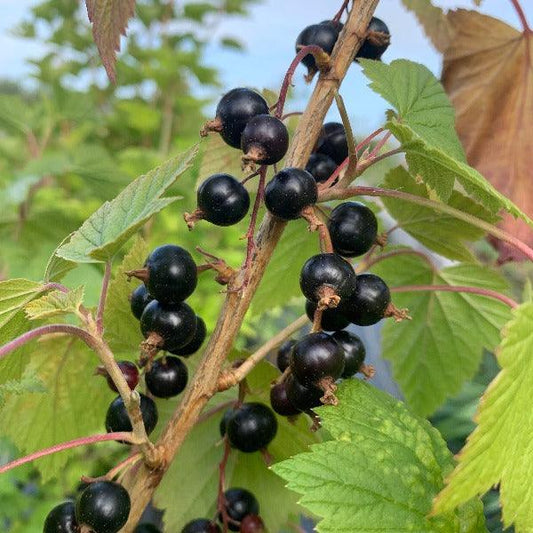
top-left (120, 2), bottom-right (380, 529)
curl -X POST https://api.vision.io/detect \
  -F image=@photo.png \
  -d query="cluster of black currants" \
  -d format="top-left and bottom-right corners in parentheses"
top-left (183, 488), bottom-right (264, 533)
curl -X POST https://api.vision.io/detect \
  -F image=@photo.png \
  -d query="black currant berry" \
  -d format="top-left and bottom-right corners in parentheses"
top-left (130, 284), bottom-right (154, 320)
top-left (197, 174), bottom-right (250, 226)
top-left (270, 382), bottom-right (300, 416)
top-left (169, 316), bottom-right (207, 357)
top-left (264, 167), bottom-right (318, 220)
top-left (276, 339), bottom-right (296, 372)
top-left (240, 514), bottom-right (265, 533)
top-left (75, 481), bottom-right (130, 533)
top-left (219, 407), bottom-right (237, 438)
top-left (134, 524), bottom-right (161, 533)
top-left (145, 356), bottom-right (188, 398)
top-left (143, 245), bottom-right (197, 304)
top-left (105, 393), bottom-right (158, 437)
top-left (290, 332), bottom-right (345, 386)
top-left (140, 300), bottom-right (197, 351)
top-left (305, 153), bottom-right (337, 183)
top-left (182, 518), bottom-right (221, 533)
top-left (105, 361), bottom-right (139, 393)
top-left (356, 17), bottom-right (390, 61)
top-left (300, 253), bottom-right (356, 303)
top-left (344, 273), bottom-right (391, 326)
top-left (226, 402), bottom-right (278, 453)
top-left (241, 115), bottom-right (289, 166)
top-left (44, 501), bottom-right (78, 533)
top-left (331, 330), bottom-right (366, 377)
top-left (285, 374), bottom-right (323, 411)
top-left (327, 201), bottom-right (378, 257)
top-left (213, 88), bottom-right (269, 149)
top-left (222, 488), bottom-right (260, 531)
top-left (295, 21), bottom-right (341, 70)
top-left (315, 122), bottom-right (348, 165)
top-left (305, 299), bottom-right (350, 332)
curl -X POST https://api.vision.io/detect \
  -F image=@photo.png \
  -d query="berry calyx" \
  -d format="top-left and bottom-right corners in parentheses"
top-left (285, 374), bottom-right (323, 411)
top-left (197, 174), bottom-right (250, 226)
top-left (97, 360), bottom-right (139, 393)
top-left (202, 88), bottom-right (269, 149)
top-left (226, 402), bottom-right (278, 453)
top-left (145, 356), bottom-right (188, 398)
top-left (305, 299), bottom-right (350, 332)
top-left (240, 514), bottom-right (265, 533)
top-left (130, 284), bottom-right (154, 320)
top-left (241, 115), bottom-right (289, 168)
top-left (331, 330), bottom-right (366, 377)
top-left (181, 518), bottom-right (221, 533)
top-left (140, 300), bottom-right (197, 352)
top-left (343, 273), bottom-right (391, 326)
top-left (264, 167), bottom-right (318, 221)
top-left (276, 339), bottom-right (296, 372)
top-left (305, 153), bottom-right (337, 183)
top-left (356, 17), bottom-right (390, 61)
top-left (44, 501), bottom-right (78, 533)
top-left (105, 393), bottom-right (158, 437)
top-left (290, 332), bottom-right (345, 387)
top-left (75, 481), bottom-right (130, 533)
top-left (315, 122), bottom-right (348, 165)
top-left (270, 382), bottom-right (300, 416)
top-left (300, 253), bottom-right (357, 304)
top-left (295, 21), bottom-right (342, 72)
top-left (169, 316), bottom-right (207, 357)
top-left (327, 201), bottom-right (378, 257)
top-left (222, 488), bottom-right (260, 532)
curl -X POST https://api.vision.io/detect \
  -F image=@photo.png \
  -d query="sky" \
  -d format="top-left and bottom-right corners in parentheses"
top-left (0, 0), bottom-right (529, 131)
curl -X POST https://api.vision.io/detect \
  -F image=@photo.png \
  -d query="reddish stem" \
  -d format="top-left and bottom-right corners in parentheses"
top-left (510, 0), bottom-right (531, 33)
top-left (333, 0), bottom-right (350, 22)
top-left (367, 130), bottom-right (392, 158)
top-left (43, 282), bottom-right (69, 293)
top-left (217, 436), bottom-right (233, 532)
top-left (0, 433), bottom-right (136, 475)
top-left (281, 111), bottom-right (304, 121)
top-left (318, 158), bottom-right (348, 189)
top-left (390, 284), bottom-right (519, 309)
top-left (96, 261), bottom-right (112, 334)
top-left (362, 248), bottom-right (436, 272)
top-left (355, 127), bottom-right (385, 152)
top-left (243, 166), bottom-right (267, 272)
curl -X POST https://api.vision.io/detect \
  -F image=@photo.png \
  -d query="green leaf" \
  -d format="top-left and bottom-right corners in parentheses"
top-left (43, 234), bottom-right (77, 283)
top-left (382, 166), bottom-right (498, 261)
top-left (155, 360), bottom-right (321, 531)
top-left (433, 303), bottom-right (533, 531)
top-left (272, 380), bottom-right (487, 532)
top-left (0, 372), bottom-right (45, 407)
top-left (24, 286), bottom-right (84, 320)
top-left (56, 146), bottom-right (198, 263)
top-left (371, 253), bottom-right (511, 416)
top-left (103, 236), bottom-right (149, 353)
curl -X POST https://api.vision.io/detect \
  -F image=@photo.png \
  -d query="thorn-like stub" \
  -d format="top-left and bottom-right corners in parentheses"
top-left (367, 30), bottom-right (391, 48)
top-left (183, 208), bottom-right (204, 230)
top-left (384, 302), bottom-right (411, 322)
top-left (199, 116), bottom-right (223, 138)
top-left (125, 268), bottom-right (148, 283)
top-left (318, 376), bottom-right (338, 406)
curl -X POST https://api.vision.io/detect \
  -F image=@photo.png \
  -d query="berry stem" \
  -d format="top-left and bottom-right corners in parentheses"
top-left (0, 432), bottom-right (137, 475)
top-left (510, 0), bottom-right (531, 33)
top-left (333, 0), bottom-right (350, 22)
top-left (196, 399), bottom-right (237, 425)
top-left (359, 247), bottom-right (437, 272)
top-left (243, 165), bottom-right (267, 274)
top-left (391, 284), bottom-right (519, 309)
top-left (356, 147), bottom-right (403, 174)
top-left (96, 260), bottom-right (112, 334)
top-left (301, 206), bottom-right (334, 253)
top-left (217, 436), bottom-right (233, 532)
top-left (217, 314), bottom-right (308, 391)
top-left (334, 90), bottom-right (357, 178)
top-left (311, 306), bottom-right (324, 333)
top-left (319, 185), bottom-right (533, 262)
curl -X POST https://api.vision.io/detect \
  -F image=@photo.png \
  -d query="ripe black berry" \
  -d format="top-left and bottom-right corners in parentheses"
top-left (276, 339), bottom-right (296, 372)
top-left (226, 402), bottom-right (278, 453)
top-left (270, 382), bottom-right (300, 416)
top-left (344, 273), bottom-right (391, 326)
top-left (295, 21), bottom-right (342, 70)
top-left (315, 122), bottom-right (348, 165)
top-left (241, 115), bottom-right (289, 166)
top-left (105, 393), bottom-right (158, 437)
top-left (75, 481), bottom-right (130, 533)
top-left (197, 174), bottom-right (250, 226)
top-left (240, 514), bottom-right (265, 533)
top-left (285, 374), bottom-right (322, 411)
top-left (182, 518), bottom-right (221, 533)
top-left (145, 356), bottom-right (188, 398)
top-left (219, 407), bottom-right (236, 438)
top-left (356, 17), bottom-right (390, 61)
top-left (44, 501), bottom-right (78, 533)
top-left (140, 300), bottom-right (197, 351)
top-left (222, 488), bottom-right (260, 531)
top-left (130, 284), bottom-right (154, 320)
top-left (305, 299), bottom-right (350, 332)
top-left (300, 253), bottom-right (356, 303)
top-left (135, 524), bottom-right (162, 533)
top-left (331, 330), bottom-right (366, 377)
top-left (105, 361), bottom-right (139, 393)
top-left (169, 316), bottom-right (207, 357)
top-left (327, 202), bottom-right (378, 257)
top-left (214, 88), bottom-right (269, 149)
top-left (305, 153), bottom-right (337, 183)
top-left (264, 167), bottom-right (318, 220)
top-left (144, 245), bottom-right (197, 304)
top-left (290, 332), bottom-right (344, 386)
